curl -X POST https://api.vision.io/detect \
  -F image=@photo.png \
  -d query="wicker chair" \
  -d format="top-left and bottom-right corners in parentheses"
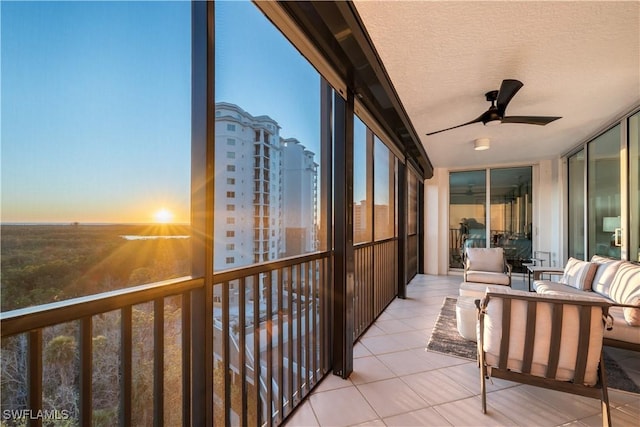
top-left (477, 286), bottom-right (613, 427)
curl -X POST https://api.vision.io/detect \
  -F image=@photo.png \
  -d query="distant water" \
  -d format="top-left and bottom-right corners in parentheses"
top-left (121, 235), bottom-right (190, 240)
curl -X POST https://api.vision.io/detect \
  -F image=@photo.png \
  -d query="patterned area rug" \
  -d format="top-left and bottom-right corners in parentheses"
top-left (427, 297), bottom-right (640, 394)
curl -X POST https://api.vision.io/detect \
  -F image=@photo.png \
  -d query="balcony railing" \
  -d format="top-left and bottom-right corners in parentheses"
top-left (1, 238), bottom-right (404, 426)
top-left (353, 238), bottom-right (398, 340)
top-left (1, 277), bottom-right (202, 426)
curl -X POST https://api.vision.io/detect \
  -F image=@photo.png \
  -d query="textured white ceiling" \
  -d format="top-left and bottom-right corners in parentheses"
top-left (353, 0), bottom-right (640, 169)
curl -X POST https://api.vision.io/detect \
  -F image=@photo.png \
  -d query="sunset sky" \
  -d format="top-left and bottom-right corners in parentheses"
top-left (2, 1), bottom-right (192, 224)
top-left (2, 1), bottom-right (374, 224)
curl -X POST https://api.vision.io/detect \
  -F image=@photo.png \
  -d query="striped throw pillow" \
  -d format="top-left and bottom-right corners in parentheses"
top-left (560, 258), bottom-right (598, 291)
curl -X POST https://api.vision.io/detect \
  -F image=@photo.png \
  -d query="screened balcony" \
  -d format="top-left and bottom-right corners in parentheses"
top-left (2, 1), bottom-right (639, 426)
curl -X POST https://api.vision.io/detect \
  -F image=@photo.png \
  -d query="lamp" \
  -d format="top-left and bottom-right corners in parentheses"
top-left (474, 138), bottom-right (490, 151)
top-left (602, 216), bottom-right (620, 232)
top-left (603, 216), bottom-right (621, 248)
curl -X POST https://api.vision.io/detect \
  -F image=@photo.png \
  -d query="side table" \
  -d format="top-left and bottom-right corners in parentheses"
top-left (526, 265), bottom-right (564, 291)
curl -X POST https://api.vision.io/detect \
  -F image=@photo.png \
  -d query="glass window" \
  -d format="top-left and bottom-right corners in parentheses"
top-left (629, 112), bottom-right (639, 262)
top-left (1, 2), bottom-right (191, 424)
top-left (588, 125), bottom-right (621, 259)
top-left (449, 170), bottom-right (486, 268)
top-left (373, 136), bottom-right (395, 240)
top-left (408, 171), bottom-right (418, 235)
top-left (353, 116), bottom-right (371, 244)
top-left (490, 167), bottom-right (532, 273)
top-left (568, 149), bottom-right (586, 259)
top-left (1, 1), bottom-right (191, 310)
top-left (214, 0), bottom-right (321, 272)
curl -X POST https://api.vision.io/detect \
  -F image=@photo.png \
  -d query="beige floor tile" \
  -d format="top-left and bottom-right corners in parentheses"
top-left (402, 368), bottom-right (476, 406)
top-left (284, 400), bottom-right (318, 427)
top-left (485, 386), bottom-right (576, 426)
top-left (398, 313), bottom-right (438, 330)
top-left (358, 333), bottom-right (407, 355)
top-left (359, 324), bottom-right (385, 338)
top-left (377, 347), bottom-right (450, 376)
top-left (356, 377), bottom-right (430, 419)
top-left (383, 407), bottom-right (453, 426)
top-left (374, 318), bottom-right (416, 334)
top-left (311, 372), bottom-right (353, 393)
top-left (519, 384), bottom-right (601, 419)
top-left (443, 361), bottom-right (519, 394)
top-left (352, 419), bottom-right (386, 426)
top-left (385, 329), bottom-right (429, 350)
top-left (308, 386), bottom-right (378, 427)
top-left (350, 355), bottom-right (396, 385)
top-left (432, 395), bottom-right (517, 426)
top-left (353, 341), bottom-right (373, 359)
top-left (578, 406), bottom-right (640, 427)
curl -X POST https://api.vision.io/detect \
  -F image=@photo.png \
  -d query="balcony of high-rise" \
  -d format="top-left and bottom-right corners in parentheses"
top-left (2, 1), bottom-right (639, 427)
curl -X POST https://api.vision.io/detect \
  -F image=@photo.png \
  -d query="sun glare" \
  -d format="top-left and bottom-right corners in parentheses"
top-left (153, 208), bottom-right (174, 224)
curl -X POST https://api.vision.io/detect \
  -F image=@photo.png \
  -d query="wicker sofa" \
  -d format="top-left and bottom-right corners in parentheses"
top-left (533, 255), bottom-right (640, 351)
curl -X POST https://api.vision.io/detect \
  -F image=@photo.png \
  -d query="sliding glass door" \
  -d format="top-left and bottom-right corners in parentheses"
top-left (568, 150), bottom-right (586, 259)
top-left (588, 125), bottom-right (622, 259)
top-left (630, 112), bottom-right (640, 262)
top-left (449, 167), bottom-right (533, 272)
top-left (449, 170), bottom-right (486, 269)
top-left (490, 167), bottom-right (532, 272)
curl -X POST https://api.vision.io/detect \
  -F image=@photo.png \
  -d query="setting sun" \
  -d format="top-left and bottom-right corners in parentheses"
top-left (153, 208), bottom-right (174, 224)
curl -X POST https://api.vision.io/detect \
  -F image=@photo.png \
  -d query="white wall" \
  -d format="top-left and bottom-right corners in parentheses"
top-left (535, 159), bottom-right (565, 267)
top-left (424, 167), bottom-right (450, 275)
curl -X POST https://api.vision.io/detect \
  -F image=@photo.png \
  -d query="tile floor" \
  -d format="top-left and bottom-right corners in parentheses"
top-left (284, 274), bottom-right (640, 427)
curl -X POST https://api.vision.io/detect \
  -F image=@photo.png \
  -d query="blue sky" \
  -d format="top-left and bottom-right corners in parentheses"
top-left (1, 0), bottom-right (370, 223)
top-left (2, 1), bottom-right (192, 223)
top-left (215, 1), bottom-right (321, 154)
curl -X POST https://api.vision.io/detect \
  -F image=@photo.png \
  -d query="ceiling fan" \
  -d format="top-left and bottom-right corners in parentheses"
top-left (426, 79), bottom-right (561, 136)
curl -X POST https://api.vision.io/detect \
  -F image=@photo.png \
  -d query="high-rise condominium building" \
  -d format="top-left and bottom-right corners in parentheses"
top-left (214, 102), bottom-right (318, 273)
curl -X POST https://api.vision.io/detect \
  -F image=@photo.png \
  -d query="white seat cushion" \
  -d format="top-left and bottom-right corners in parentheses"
top-left (466, 271), bottom-right (510, 286)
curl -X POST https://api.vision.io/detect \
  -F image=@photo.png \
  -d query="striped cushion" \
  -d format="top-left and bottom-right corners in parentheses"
top-left (607, 262), bottom-right (640, 325)
top-left (590, 257), bottom-right (624, 296)
top-left (560, 258), bottom-right (598, 291)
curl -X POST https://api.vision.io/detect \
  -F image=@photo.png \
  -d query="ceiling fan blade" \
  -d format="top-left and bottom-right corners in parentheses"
top-left (501, 115), bottom-right (562, 125)
top-left (426, 117), bottom-right (482, 136)
top-left (496, 79), bottom-right (523, 116)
